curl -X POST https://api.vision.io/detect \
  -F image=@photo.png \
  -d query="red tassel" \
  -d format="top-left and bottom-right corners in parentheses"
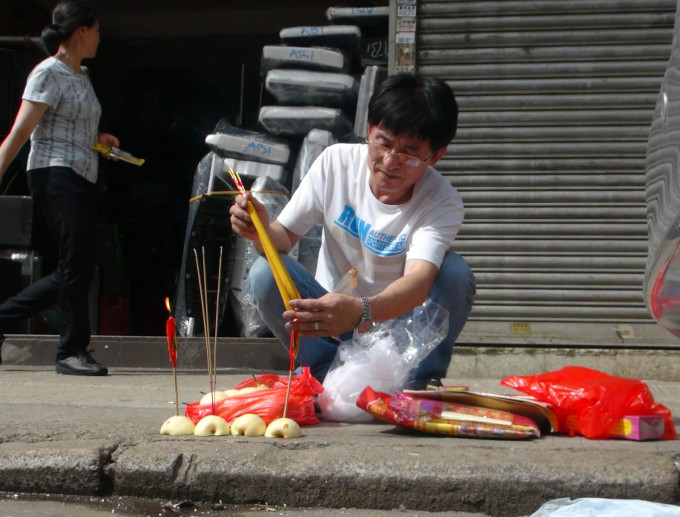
top-left (288, 329), bottom-right (298, 371)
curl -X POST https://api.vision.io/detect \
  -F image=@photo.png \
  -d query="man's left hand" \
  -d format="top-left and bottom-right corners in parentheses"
top-left (283, 293), bottom-right (363, 337)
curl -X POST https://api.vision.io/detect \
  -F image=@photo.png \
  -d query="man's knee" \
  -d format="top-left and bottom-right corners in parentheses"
top-left (248, 256), bottom-right (277, 302)
top-left (432, 252), bottom-right (476, 311)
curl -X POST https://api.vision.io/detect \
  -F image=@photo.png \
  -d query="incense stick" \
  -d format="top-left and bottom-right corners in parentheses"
top-left (201, 247), bottom-right (213, 409)
top-left (173, 368), bottom-right (179, 416)
top-left (283, 369), bottom-right (293, 418)
top-left (193, 248), bottom-right (215, 413)
top-left (213, 246), bottom-right (223, 399)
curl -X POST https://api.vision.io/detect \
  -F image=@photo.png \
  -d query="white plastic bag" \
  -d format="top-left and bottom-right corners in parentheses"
top-left (530, 497), bottom-right (680, 517)
top-left (318, 299), bottom-right (449, 422)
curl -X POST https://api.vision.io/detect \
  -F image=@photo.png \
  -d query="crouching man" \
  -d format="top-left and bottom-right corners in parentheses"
top-left (229, 73), bottom-right (476, 388)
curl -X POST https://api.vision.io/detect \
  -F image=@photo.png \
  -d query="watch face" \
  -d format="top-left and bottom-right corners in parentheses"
top-left (357, 320), bottom-right (373, 333)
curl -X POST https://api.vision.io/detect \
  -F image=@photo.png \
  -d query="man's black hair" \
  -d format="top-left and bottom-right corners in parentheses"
top-left (367, 73), bottom-right (458, 151)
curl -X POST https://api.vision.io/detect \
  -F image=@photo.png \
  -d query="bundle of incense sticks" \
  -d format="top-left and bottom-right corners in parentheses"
top-left (193, 245), bottom-right (224, 414)
top-left (229, 168), bottom-right (300, 417)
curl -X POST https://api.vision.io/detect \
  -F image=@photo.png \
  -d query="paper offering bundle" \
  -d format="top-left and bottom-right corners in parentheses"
top-left (92, 143), bottom-right (144, 165)
top-left (356, 387), bottom-right (542, 439)
top-left (403, 387), bottom-right (557, 436)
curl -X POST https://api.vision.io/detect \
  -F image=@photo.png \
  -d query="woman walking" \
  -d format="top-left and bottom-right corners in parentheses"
top-left (0, 1), bottom-right (119, 375)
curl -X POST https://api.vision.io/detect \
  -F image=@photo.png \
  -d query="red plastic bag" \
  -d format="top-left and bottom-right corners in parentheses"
top-left (184, 367), bottom-right (323, 426)
top-left (501, 366), bottom-right (676, 440)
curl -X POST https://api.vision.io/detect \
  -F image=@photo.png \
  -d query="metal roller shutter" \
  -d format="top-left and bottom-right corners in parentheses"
top-left (413, 0), bottom-right (678, 345)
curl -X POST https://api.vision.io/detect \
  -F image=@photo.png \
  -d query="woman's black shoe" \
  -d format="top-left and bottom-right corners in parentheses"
top-left (55, 351), bottom-right (108, 376)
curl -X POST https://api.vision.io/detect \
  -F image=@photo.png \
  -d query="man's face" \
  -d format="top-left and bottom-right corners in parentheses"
top-left (366, 124), bottom-right (441, 205)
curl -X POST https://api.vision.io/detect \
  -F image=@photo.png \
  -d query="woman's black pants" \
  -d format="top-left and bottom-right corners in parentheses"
top-left (0, 167), bottom-right (97, 360)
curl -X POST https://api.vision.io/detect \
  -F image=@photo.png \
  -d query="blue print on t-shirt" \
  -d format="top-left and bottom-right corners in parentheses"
top-left (334, 204), bottom-right (406, 257)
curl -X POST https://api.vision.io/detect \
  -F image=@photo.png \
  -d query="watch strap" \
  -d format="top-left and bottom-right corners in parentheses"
top-left (357, 296), bottom-right (373, 333)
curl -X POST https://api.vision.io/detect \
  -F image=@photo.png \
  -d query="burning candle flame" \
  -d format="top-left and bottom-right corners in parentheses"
top-left (165, 297), bottom-right (172, 313)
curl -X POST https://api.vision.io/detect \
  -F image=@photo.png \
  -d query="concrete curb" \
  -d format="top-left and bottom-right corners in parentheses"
top-left (105, 439), bottom-right (680, 516)
top-left (1, 424), bottom-right (678, 516)
top-left (0, 440), bottom-right (116, 495)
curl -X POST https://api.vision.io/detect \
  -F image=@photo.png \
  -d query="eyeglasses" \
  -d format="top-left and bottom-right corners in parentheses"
top-left (366, 139), bottom-right (434, 167)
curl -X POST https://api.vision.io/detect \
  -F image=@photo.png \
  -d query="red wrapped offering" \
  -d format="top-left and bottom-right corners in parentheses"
top-left (185, 367), bottom-right (323, 426)
top-left (356, 387), bottom-right (542, 439)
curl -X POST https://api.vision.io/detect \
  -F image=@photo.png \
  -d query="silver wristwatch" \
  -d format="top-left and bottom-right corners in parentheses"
top-left (356, 296), bottom-right (373, 333)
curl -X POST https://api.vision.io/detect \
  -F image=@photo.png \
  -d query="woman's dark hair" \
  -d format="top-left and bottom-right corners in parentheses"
top-left (41, 0), bottom-right (97, 54)
top-left (367, 73), bottom-right (458, 151)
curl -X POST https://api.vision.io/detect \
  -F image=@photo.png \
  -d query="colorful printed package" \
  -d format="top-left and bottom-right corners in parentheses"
top-left (356, 387), bottom-right (542, 439)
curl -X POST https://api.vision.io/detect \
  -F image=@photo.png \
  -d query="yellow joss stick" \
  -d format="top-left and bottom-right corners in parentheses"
top-left (229, 168), bottom-right (300, 418)
top-left (228, 168), bottom-right (301, 310)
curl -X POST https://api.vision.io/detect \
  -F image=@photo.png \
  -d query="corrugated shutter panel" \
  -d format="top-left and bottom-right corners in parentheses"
top-left (416, 0), bottom-right (679, 345)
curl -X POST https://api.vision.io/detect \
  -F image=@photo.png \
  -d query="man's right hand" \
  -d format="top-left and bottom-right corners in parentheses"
top-left (230, 191), bottom-right (301, 256)
top-left (229, 192), bottom-right (268, 242)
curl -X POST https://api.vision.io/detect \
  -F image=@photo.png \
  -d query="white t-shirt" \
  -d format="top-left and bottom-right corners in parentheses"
top-left (278, 143), bottom-right (464, 296)
top-left (23, 57), bottom-right (101, 183)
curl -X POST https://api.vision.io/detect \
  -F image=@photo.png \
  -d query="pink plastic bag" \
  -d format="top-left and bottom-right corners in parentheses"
top-left (502, 366), bottom-right (676, 440)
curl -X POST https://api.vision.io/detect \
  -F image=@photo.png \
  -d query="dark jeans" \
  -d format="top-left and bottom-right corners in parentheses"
top-left (249, 251), bottom-right (476, 384)
top-left (0, 167), bottom-right (98, 360)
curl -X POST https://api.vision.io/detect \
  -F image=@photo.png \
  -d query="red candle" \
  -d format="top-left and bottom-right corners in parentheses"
top-left (165, 297), bottom-right (177, 368)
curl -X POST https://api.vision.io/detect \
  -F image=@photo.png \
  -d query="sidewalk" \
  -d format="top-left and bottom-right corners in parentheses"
top-left (0, 361), bottom-right (678, 516)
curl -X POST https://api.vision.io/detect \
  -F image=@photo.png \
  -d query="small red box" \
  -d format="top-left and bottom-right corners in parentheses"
top-left (608, 415), bottom-right (666, 441)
